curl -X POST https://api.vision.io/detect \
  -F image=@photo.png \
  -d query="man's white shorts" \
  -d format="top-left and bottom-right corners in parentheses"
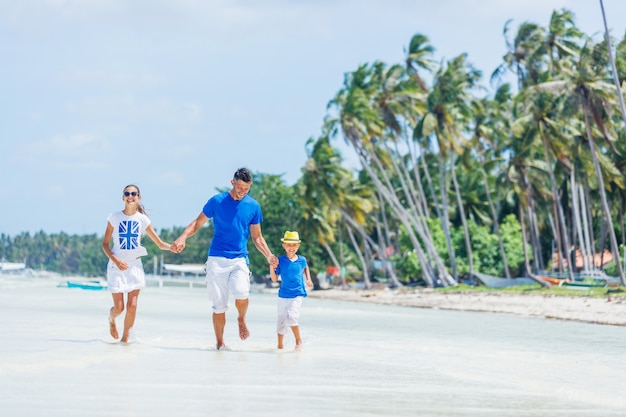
top-left (276, 296), bottom-right (304, 334)
top-left (205, 256), bottom-right (250, 313)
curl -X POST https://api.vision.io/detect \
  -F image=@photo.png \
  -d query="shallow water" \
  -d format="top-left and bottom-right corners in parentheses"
top-left (0, 275), bottom-right (625, 416)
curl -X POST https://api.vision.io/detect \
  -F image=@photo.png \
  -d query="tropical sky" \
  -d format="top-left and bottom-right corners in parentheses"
top-left (2, 0), bottom-right (625, 236)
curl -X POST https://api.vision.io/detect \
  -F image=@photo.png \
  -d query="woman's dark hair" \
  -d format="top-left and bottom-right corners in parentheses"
top-left (233, 167), bottom-right (252, 183)
top-left (123, 184), bottom-right (147, 215)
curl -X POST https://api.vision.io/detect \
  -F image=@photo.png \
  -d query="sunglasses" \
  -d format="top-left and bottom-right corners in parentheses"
top-left (124, 191), bottom-right (139, 197)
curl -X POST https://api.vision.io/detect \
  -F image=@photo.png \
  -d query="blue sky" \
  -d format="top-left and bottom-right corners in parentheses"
top-left (1, 0), bottom-right (625, 237)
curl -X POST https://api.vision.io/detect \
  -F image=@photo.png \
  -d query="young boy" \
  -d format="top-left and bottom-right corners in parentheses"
top-left (269, 231), bottom-right (313, 350)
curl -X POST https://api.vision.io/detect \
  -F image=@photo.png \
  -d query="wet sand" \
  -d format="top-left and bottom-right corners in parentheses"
top-left (308, 287), bottom-right (626, 326)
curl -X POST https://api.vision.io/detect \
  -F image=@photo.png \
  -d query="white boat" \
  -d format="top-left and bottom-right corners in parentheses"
top-left (472, 272), bottom-right (537, 289)
top-left (162, 263), bottom-right (205, 276)
top-left (0, 262), bottom-right (26, 272)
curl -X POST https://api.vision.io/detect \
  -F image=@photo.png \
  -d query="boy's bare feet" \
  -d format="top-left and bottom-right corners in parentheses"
top-left (237, 318), bottom-right (250, 340)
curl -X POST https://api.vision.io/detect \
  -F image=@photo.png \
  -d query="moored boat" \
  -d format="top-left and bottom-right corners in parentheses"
top-left (472, 272), bottom-right (537, 289)
top-left (65, 280), bottom-right (108, 290)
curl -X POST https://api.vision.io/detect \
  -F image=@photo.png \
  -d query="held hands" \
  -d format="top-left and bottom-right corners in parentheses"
top-left (171, 238), bottom-right (186, 254)
top-left (268, 254), bottom-right (279, 269)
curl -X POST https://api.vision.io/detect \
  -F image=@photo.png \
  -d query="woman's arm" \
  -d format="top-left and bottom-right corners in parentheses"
top-left (145, 224), bottom-right (172, 251)
top-left (101, 222), bottom-right (128, 270)
top-left (172, 212), bottom-right (208, 253)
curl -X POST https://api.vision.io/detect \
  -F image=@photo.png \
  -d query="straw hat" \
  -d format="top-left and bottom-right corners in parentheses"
top-left (281, 231), bottom-right (301, 243)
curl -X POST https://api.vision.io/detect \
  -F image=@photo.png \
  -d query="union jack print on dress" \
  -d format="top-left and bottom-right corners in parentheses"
top-left (118, 220), bottom-right (140, 250)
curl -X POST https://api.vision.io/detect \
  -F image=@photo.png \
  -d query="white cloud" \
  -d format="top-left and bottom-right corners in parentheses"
top-left (42, 184), bottom-right (67, 199)
top-left (64, 95), bottom-right (203, 126)
top-left (19, 133), bottom-right (113, 170)
top-left (154, 170), bottom-right (187, 186)
top-left (57, 67), bottom-right (166, 90)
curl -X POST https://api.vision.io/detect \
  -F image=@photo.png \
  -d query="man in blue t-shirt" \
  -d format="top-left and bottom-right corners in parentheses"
top-left (172, 167), bottom-right (278, 350)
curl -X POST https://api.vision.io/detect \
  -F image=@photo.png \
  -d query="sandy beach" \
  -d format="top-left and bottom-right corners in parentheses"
top-left (308, 287), bottom-right (626, 326)
top-left (2, 276), bottom-right (626, 416)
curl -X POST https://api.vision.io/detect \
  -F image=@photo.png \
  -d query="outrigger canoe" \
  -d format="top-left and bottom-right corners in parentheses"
top-left (66, 280), bottom-right (108, 290)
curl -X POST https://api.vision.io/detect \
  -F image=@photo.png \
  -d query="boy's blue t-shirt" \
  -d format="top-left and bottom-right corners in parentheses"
top-left (275, 254), bottom-right (308, 298)
top-left (202, 191), bottom-right (262, 259)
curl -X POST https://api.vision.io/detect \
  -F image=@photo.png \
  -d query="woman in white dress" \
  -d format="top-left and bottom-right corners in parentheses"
top-left (101, 184), bottom-right (172, 343)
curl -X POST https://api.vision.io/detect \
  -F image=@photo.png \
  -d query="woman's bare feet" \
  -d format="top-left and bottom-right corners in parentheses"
top-left (109, 316), bottom-right (119, 340)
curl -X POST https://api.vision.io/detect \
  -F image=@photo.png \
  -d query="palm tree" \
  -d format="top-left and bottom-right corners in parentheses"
top-left (327, 62), bottom-right (455, 287)
top-left (537, 40), bottom-right (625, 284)
top-left (512, 88), bottom-right (575, 279)
top-left (544, 8), bottom-right (583, 78)
top-left (405, 33), bottom-right (435, 92)
top-left (599, 0), bottom-right (626, 128)
top-left (467, 87), bottom-right (513, 278)
top-left (492, 20), bottom-right (546, 88)
top-left (298, 136), bottom-right (346, 287)
top-left (414, 53), bottom-right (481, 280)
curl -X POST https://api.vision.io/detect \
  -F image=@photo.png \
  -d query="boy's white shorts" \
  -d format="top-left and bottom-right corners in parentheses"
top-left (277, 296), bottom-right (304, 334)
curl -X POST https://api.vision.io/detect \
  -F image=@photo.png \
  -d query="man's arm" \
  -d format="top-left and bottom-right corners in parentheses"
top-left (250, 223), bottom-right (277, 267)
top-left (172, 212), bottom-right (209, 253)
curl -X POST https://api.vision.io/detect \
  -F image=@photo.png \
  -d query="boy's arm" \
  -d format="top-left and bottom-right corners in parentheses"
top-left (304, 265), bottom-right (313, 288)
top-left (269, 261), bottom-right (279, 282)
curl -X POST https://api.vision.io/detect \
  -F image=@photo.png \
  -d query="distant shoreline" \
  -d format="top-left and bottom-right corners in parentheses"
top-left (307, 287), bottom-right (626, 326)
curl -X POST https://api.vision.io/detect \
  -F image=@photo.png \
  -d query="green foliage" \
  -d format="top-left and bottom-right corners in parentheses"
top-left (393, 215), bottom-right (528, 281)
top-left (499, 214), bottom-right (528, 276)
top-left (392, 249), bottom-right (421, 283)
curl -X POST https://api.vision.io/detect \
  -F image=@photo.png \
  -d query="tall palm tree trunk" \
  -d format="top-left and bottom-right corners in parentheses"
top-left (581, 97), bottom-right (625, 284)
top-left (520, 204), bottom-right (550, 287)
top-left (438, 153), bottom-right (459, 280)
top-left (571, 171), bottom-right (590, 271)
top-left (345, 224), bottom-right (371, 289)
top-left (541, 135), bottom-right (574, 280)
top-left (600, 0), bottom-right (626, 128)
top-left (480, 169), bottom-right (511, 278)
top-left (450, 157), bottom-right (474, 276)
top-left (578, 185), bottom-right (594, 270)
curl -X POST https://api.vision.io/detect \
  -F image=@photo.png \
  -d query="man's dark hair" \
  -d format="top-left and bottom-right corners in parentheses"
top-left (233, 167), bottom-right (252, 183)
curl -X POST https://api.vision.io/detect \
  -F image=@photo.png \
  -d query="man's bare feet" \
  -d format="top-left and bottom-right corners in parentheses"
top-left (237, 318), bottom-right (250, 340)
top-left (109, 317), bottom-right (119, 340)
top-left (216, 343), bottom-right (226, 350)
